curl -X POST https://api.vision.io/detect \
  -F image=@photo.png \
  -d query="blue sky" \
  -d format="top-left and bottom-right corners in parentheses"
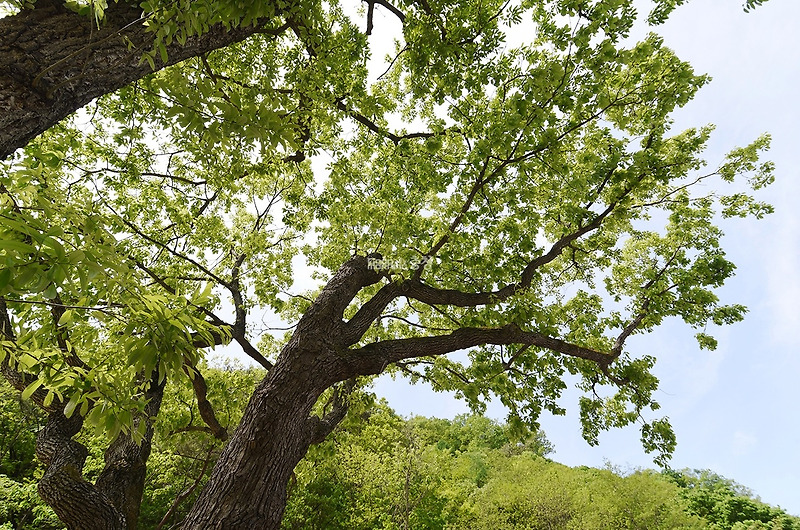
top-left (370, 0), bottom-right (800, 515)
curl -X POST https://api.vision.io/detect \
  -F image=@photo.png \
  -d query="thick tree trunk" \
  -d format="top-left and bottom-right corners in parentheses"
top-left (36, 374), bottom-right (166, 530)
top-left (182, 255), bottom-right (383, 529)
top-left (37, 411), bottom-right (127, 530)
top-left (0, 0), bottom-right (287, 160)
top-left (181, 352), bottom-right (340, 528)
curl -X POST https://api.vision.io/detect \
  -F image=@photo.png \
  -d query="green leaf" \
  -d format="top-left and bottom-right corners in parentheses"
top-left (21, 379), bottom-right (43, 401)
top-left (64, 395), bottom-right (79, 418)
top-left (0, 240), bottom-right (36, 254)
top-left (0, 267), bottom-right (11, 290)
top-left (57, 309), bottom-right (75, 327)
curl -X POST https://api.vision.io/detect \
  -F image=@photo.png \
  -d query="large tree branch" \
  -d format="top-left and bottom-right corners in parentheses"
top-left (337, 202), bottom-right (620, 346)
top-left (332, 163), bottom-right (652, 349)
top-left (0, 1), bottom-right (292, 159)
top-left (400, 169), bottom-right (648, 309)
top-left (340, 281), bottom-right (401, 345)
top-left (296, 253), bottom-right (383, 336)
top-left (343, 323), bottom-right (613, 379)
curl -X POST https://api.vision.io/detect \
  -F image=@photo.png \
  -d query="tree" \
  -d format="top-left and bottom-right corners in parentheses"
top-left (0, 0), bottom-right (775, 528)
top-left (665, 470), bottom-right (800, 530)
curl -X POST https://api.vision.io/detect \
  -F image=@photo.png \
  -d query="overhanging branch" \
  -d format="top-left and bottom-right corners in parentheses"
top-left (183, 363), bottom-right (228, 441)
top-left (0, 0), bottom-right (295, 159)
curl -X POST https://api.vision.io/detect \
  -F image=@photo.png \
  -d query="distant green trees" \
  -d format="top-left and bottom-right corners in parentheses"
top-left (281, 405), bottom-right (554, 530)
top-left (664, 469), bottom-right (800, 530)
top-left (1, 370), bottom-right (797, 530)
top-left (282, 403), bottom-right (703, 530)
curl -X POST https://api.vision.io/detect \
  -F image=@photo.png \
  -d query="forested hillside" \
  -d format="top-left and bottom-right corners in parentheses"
top-left (1, 371), bottom-right (795, 529)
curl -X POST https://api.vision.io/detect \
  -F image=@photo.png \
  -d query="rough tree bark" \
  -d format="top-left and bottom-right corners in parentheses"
top-left (181, 254), bottom-right (384, 528)
top-left (37, 375), bottom-right (165, 530)
top-left (0, 0), bottom-right (288, 160)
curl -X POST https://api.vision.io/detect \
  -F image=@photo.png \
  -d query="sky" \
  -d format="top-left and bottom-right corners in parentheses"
top-left (367, 0), bottom-right (800, 515)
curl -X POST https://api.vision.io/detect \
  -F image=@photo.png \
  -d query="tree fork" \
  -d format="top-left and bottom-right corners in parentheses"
top-left (36, 373), bottom-right (166, 530)
top-left (36, 411), bottom-right (127, 530)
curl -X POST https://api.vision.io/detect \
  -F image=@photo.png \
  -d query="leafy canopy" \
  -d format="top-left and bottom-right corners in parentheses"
top-left (0, 0), bottom-right (773, 464)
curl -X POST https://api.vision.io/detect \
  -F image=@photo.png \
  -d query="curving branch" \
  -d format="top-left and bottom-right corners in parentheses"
top-left (337, 199), bottom-right (624, 347)
top-left (307, 379), bottom-right (355, 444)
top-left (365, 0), bottom-right (406, 35)
top-left (401, 171), bottom-right (647, 308)
top-left (133, 243), bottom-right (275, 370)
top-left (335, 160), bottom-right (656, 351)
top-left (343, 323), bottom-right (613, 380)
top-left (226, 254), bottom-right (275, 370)
top-left (183, 363), bottom-right (228, 441)
top-left (612, 300), bottom-right (651, 357)
top-left (340, 281), bottom-right (401, 345)
top-left (335, 99), bottom-right (450, 145)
